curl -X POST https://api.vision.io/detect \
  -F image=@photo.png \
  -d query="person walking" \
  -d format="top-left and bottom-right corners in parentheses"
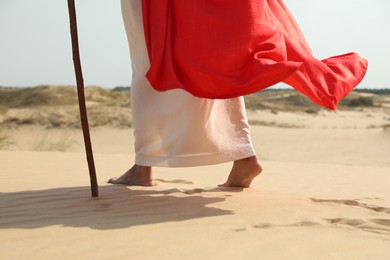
top-left (109, 0), bottom-right (367, 187)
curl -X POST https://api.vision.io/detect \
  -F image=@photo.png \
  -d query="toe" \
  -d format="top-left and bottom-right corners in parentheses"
top-left (107, 177), bottom-right (118, 184)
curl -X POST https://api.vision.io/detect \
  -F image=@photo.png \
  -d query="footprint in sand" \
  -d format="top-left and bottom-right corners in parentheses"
top-left (309, 198), bottom-right (390, 235)
top-left (233, 221), bottom-right (321, 232)
top-left (234, 218), bottom-right (390, 236)
top-left (155, 179), bottom-right (195, 185)
top-left (181, 187), bottom-right (242, 195)
top-left (182, 188), bottom-right (206, 195)
top-left (310, 198), bottom-right (390, 214)
top-left (233, 198), bottom-right (390, 235)
top-left (324, 217), bottom-right (390, 235)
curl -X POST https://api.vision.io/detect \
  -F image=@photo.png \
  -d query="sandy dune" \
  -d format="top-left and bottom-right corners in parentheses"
top-left (1, 88), bottom-right (390, 259)
top-left (1, 111), bottom-right (390, 259)
top-left (1, 151), bottom-right (390, 259)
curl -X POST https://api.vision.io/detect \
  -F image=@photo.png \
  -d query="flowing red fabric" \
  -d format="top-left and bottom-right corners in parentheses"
top-left (142, 0), bottom-right (368, 110)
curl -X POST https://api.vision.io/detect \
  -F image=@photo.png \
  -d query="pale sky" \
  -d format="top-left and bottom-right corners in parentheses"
top-left (0, 0), bottom-right (389, 89)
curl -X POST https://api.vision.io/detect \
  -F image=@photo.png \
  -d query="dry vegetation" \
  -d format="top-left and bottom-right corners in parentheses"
top-left (0, 127), bottom-right (14, 150)
top-left (0, 85), bottom-right (389, 131)
top-left (1, 85), bottom-right (389, 151)
top-left (247, 120), bottom-right (305, 128)
top-left (31, 133), bottom-right (77, 152)
top-left (245, 89), bottom-right (390, 113)
top-left (0, 85), bottom-right (131, 128)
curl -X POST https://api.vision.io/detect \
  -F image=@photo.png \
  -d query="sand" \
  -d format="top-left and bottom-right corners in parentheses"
top-left (1, 108), bottom-right (390, 259)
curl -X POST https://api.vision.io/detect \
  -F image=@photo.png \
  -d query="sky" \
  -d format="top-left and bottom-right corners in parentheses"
top-left (0, 0), bottom-right (389, 89)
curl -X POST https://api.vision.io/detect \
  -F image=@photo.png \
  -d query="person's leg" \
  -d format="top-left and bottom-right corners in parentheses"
top-left (108, 165), bottom-right (153, 186)
top-left (108, 156), bottom-right (262, 187)
top-left (110, 0), bottom-right (260, 188)
top-left (221, 155), bottom-right (262, 188)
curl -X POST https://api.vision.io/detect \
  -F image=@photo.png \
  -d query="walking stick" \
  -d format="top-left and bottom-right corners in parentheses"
top-left (67, 0), bottom-right (99, 197)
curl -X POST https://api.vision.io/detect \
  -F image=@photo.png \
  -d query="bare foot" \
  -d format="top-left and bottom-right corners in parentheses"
top-left (108, 164), bottom-right (154, 186)
top-left (220, 156), bottom-right (262, 188)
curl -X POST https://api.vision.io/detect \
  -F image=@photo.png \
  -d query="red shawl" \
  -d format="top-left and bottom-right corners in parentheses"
top-left (142, 0), bottom-right (368, 110)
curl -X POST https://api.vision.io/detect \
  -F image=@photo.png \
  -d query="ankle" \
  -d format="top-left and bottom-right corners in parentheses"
top-left (133, 165), bottom-right (152, 178)
top-left (235, 156), bottom-right (261, 168)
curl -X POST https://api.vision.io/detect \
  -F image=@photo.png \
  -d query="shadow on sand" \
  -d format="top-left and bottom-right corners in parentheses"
top-left (0, 185), bottom-right (234, 230)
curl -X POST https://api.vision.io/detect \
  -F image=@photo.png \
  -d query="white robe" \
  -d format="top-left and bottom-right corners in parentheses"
top-left (121, 0), bottom-right (256, 167)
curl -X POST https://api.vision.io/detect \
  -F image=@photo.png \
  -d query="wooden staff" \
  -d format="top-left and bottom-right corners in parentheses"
top-left (67, 0), bottom-right (99, 197)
